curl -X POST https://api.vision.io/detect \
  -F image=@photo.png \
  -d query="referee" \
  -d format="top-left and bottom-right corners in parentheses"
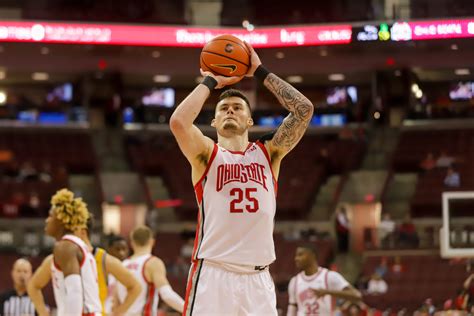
top-left (0, 258), bottom-right (36, 316)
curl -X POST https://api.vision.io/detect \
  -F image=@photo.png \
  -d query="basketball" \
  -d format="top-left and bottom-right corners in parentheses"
top-left (200, 34), bottom-right (250, 77)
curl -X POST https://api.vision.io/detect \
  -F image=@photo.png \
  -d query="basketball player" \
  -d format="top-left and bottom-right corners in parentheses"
top-left (40, 188), bottom-right (102, 315)
top-left (104, 235), bottom-right (130, 313)
top-left (287, 244), bottom-right (361, 316)
top-left (107, 235), bottom-right (130, 261)
top-left (28, 193), bottom-right (140, 316)
top-left (170, 41), bottom-right (314, 315)
top-left (116, 226), bottom-right (184, 315)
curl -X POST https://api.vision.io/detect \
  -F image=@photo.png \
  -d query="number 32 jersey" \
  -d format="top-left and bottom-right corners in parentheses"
top-left (193, 142), bottom-right (277, 267)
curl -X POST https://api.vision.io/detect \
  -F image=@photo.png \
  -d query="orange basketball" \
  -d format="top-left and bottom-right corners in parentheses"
top-left (200, 34), bottom-right (250, 77)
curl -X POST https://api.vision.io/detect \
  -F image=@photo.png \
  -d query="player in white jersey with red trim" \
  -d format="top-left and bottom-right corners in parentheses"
top-left (116, 226), bottom-right (184, 316)
top-left (287, 244), bottom-right (361, 316)
top-left (43, 188), bottom-right (102, 316)
top-left (170, 41), bottom-right (314, 315)
top-left (27, 218), bottom-right (140, 316)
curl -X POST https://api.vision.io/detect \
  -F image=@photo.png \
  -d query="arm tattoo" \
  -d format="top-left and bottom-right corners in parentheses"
top-left (264, 73), bottom-right (314, 153)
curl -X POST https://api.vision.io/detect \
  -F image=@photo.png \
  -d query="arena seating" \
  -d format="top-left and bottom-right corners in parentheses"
top-left (126, 131), bottom-right (366, 221)
top-left (361, 255), bottom-right (467, 312)
top-left (391, 128), bottom-right (474, 217)
top-left (0, 129), bottom-right (98, 217)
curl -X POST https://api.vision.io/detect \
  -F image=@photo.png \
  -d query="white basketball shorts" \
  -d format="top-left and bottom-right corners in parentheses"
top-left (183, 259), bottom-right (277, 316)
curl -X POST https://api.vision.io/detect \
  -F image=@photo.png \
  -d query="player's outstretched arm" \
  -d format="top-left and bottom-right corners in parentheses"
top-left (313, 285), bottom-right (362, 302)
top-left (106, 255), bottom-right (142, 315)
top-left (53, 241), bottom-right (83, 315)
top-left (245, 42), bottom-right (314, 161)
top-left (146, 257), bottom-right (185, 313)
top-left (170, 72), bottom-right (242, 183)
top-left (27, 255), bottom-right (52, 316)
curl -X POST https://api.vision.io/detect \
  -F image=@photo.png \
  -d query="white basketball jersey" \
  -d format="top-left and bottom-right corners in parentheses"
top-left (51, 234), bottom-right (102, 315)
top-left (117, 254), bottom-right (159, 316)
top-left (193, 142), bottom-right (277, 267)
top-left (288, 268), bottom-right (350, 316)
top-left (104, 275), bottom-right (117, 314)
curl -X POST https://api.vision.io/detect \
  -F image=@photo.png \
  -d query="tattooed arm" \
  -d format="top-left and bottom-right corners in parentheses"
top-left (264, 73), bottom-right (314, 157)
top-left (244, 42), bottom-right (314, 177)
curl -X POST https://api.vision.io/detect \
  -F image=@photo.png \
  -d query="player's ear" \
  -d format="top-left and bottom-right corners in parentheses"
top-left (247, 117), bottom-right (254, 127)
top-left (211, 118), bottom-right (216, 127)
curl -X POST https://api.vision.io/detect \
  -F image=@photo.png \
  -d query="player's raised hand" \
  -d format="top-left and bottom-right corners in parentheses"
top-left (243, 41), bottom-right (262, 77)
top-left (200, 69), bottom-right (243, 89)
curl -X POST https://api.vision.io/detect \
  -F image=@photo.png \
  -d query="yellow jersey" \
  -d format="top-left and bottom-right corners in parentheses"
top-left (93, 247), bottom-right (108, 314)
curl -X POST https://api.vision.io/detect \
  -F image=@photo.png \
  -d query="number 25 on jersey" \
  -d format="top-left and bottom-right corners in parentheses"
top-left (229, 188), bottom-right (259, 213)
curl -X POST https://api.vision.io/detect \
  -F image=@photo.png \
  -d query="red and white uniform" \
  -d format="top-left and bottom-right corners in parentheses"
top-left (117, 254), bottom-right (158, 316)
top-left (184, 142), bottom-right (278, 316)
top-left (288, 268), bottom-right (350, 316)
top-left (51, 235), bottom-right (102, 316)
top-left (193, 142), bottom-right (277, 267)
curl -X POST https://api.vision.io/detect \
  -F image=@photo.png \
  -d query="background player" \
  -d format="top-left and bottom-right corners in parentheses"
top-left (116, 226), bottom-right (184, 315)
top-left (42, 188), bottom-right (101, 316)
top-left (287, 244), bottom-right (362, 316)
top-left (107, 235), bottom-right (130, 261)
top-left (104, 235), bottom-right (131, 313)
top-left (28, 195), bottom-right (140, 316)
top-left (170, 41), bottom-right (314, 315)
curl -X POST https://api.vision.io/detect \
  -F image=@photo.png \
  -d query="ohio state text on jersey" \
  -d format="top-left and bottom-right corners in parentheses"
top-left (192, 142), bottom-right (277, 267)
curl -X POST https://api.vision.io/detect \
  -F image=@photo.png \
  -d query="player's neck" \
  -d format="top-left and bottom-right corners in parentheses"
top-left (304, 264), bottom-right (319, 276)
top-left (132, 247), bottom-right (152, 257)
top-left (217, 133), bottom-right (250, 152)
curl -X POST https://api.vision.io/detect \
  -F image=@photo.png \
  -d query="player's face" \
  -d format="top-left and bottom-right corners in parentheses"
top-left (108, 240), bottom-right (129, 261)
top-left (294, 247), bottom-right (314, 270)
top-left (45, 208), bottom-right (62, 237)
top-left (212, 97), bottom-right (253, 135)
top-left (11, 260), bottom-right (32, 288)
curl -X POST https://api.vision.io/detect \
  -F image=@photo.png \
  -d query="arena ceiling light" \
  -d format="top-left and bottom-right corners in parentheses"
top-left (0, 91), bottom-right (6, 104)
top-left (328, 73), bottom-right (345, 81)
top-left (275, 52), bottom-right (285, 59)
top-left (455, 68), bottom-right (470, 76)
top-left (153, 75), bottom-right (171, 83)
top-left (286, 75), bottom-right (303, 83)
top-left (32, 72), bottom-right (49, 81)
top-left (411, 83), bottom-right (420, 93)
top-left (151, 50), bottom-right (161, 58)
top-left (450, 44), bottom-right (458, 50)
top-left (40, 47), bottom-right (49, 55)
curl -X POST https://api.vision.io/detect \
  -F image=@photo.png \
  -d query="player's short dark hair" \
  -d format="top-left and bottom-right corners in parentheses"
top-left (298, 243), bottom-right (318, 258)
top-left (107, 235), bottom-right (126, 248)
top-left (131, 226), bottom-right (153, 246)
top-left (218, 89), bottom-right (251, 112)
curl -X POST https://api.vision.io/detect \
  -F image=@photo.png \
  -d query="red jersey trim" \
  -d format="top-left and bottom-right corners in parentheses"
top-left (218, 142), bottom-right (253, 155)
top-left (141, 255), bottom-right (154, 284)
top-left (143, 284), bottom-right (156, 316)
top-left (255, 141), bottom-right (278, 195)
top-left (193, 143), bottom-right (218, 190)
